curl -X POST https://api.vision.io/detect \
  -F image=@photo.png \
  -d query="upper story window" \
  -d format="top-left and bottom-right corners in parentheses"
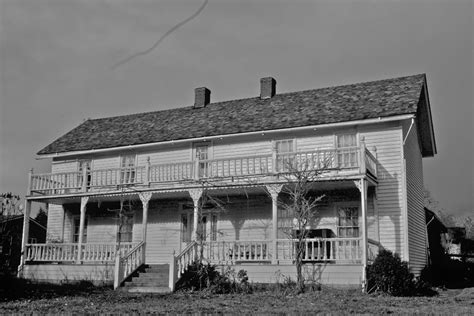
top-left (120, 155), bottom-right (136, 184)
top-left (194, 143), bottom-right (210, 177)
top-left (336, 134), bottom-right (357, 148)
top-left (78, 160), bottom-right (92, 188)
top-left (336, 134), bottom-right (358, 168)
top-left (276, 139), bottom-right (294, 154)
top-left (275, 139), bottom-right (295, 172)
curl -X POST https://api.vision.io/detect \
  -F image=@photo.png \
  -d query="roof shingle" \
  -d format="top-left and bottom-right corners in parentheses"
top-left (38, 74), bottom-right (426, 155)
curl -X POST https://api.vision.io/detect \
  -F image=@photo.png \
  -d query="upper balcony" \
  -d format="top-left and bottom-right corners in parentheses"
top-left (28, 144), bottom-right (378, 198)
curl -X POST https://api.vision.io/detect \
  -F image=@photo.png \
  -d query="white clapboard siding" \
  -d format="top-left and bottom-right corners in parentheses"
top-left (140, 201), bottom-right (181, 264)
top-left (212, 138), bottom-right (272, 160)
top-left (46, 204), bottom-right (64, 242)
top-left (87, 217), bottom-right (117, 243)
top-left (360, 122), bottom-right (405, 256)
top-left (403, 121), bottom-right (427, 275)
top-left (216, 198), bottom-right (272, 241)
top-left (51, 160), bottom-right (78, 173)
top-left (22, 264), bottom-right (114, 285)
top-left (235, 263), bottom-right (362, 285)
top-left (296, 133), bottom-right (334, 151)
top-left (137, 145), bottom-right (191, 165)
top-left (92, 156), bottom-right (120, 170)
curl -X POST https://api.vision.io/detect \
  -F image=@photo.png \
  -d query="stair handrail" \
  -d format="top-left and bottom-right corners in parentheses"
top-left (113, 241), bottom-right (145, 289)
top-left (169, 241), bottom-right (198, 292)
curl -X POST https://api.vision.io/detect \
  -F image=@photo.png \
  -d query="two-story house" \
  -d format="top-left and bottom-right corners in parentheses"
top-left (18, 74), bottom-right (436, 291)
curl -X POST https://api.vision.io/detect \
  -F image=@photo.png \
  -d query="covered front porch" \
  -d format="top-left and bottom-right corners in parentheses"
top-left (19, 178), bottom-right (381, 289)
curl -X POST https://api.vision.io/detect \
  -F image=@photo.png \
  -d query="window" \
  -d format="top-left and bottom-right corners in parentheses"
top-left (120, 155), bottom-right (136, 184)
top-left (118, 214), bottom-right (134, 243)
top-left (78, 160), bottom-right (92, 188)
top-left (337, 207), bottom-right (359, 237)
top-left (336, 134), bottom-right (358, 168)
top-left (194, 144), bottom-right (209, 177)
top-left (275, 139), bottom-right (294, 172)
top-left (181, 213), bottom-right (192, 243)
top-left (210, 214), bottom-right (218, 241)
top-left (192, 214), bottom-right (218, 242)
top-left (73, 216), bottom-right (88, 243)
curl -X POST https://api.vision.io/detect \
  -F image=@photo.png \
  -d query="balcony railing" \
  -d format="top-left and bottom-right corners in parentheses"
top-left (28, 145), bottom-right (377, 196)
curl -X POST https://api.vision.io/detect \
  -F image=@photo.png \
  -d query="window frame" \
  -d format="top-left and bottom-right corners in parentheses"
top-left (72, 215), bottom-right (89, 243)
top-left (334, 133), bottom-right (359, 168)
top-left (335, 204), bottom-right (360, 238)
top-left (117, 212), bottom-right (134, 243)
top-left (119, 154), bottom-right (137, 184)
top-left (274, 139), bottom-right (296, 172)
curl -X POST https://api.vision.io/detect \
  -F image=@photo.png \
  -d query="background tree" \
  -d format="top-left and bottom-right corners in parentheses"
top-left (34, 207), bottom-right (48, 227)
top-left (0, 193), bottom-right (22, 217)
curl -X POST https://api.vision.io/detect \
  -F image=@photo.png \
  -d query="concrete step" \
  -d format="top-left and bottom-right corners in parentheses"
top-left (121, 263), bottom-right (171, 291)
top-left (125, 286), bottom-right (171, 294)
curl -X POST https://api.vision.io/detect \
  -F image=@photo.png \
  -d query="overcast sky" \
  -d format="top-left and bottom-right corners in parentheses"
top-left (0, 0), bottom-right (472, 217)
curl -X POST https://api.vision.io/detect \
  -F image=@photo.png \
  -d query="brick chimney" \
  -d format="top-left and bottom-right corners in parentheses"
top-left (260, 77), bottom-right (276, 99)
top-left (194, 87), bottom-right (211, 108)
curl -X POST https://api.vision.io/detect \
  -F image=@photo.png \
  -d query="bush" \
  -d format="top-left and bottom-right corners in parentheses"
top-left (367, 249), bottom-right (435, 296)
top-left (175, 261), bottom-right (251, 294)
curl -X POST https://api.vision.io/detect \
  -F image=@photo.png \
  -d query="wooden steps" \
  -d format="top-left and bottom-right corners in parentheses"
top-left (121, 264), bottom-right (171, 293)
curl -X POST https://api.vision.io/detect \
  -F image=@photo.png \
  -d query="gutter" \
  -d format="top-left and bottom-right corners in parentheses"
top-left (37, 114), bottom-right (415, 159)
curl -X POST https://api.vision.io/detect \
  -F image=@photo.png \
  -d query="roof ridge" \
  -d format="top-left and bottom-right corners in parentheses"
top-left (87, 74), bottom-right (426, 122)
top-left (38, 73), bottom-right (427, 155)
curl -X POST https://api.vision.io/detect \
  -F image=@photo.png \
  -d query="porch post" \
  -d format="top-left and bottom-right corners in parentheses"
top-left (355, 179), bottom-right (368, 292)
top-left (188, 189), bottom-right (203, 241)
top-left (77, 196), bottom-right (89, 263)
top-left (139, 192), bottom-right (152, 263)
top-left (18, 199), bottom-right (32, 277)
top-left (266, 185), bottom-right (282, 264)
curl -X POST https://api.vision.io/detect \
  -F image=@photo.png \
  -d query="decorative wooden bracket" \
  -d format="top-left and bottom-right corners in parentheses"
top-left (266, 184), bottom-right (283, 199)
top-left (80, 196), bottom-right (89, 208)
top-left (188, 188), bottom-right (203, 204)
top-left (139, 192), bottom-right (152, 206)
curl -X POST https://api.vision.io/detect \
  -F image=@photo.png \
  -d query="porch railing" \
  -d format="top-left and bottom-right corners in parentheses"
top-left (28, 147), bottom-right (378, 195)
top-left (114, 241), bottom-right (145, 289)
top-left (276, 237), bottom-right (362, 262)
top-left (24, 242), bottom-right (136, 263)
top-left (169, 241), bottom-right (198, 291)
top-left (203, 240), bottom-right (272, 263)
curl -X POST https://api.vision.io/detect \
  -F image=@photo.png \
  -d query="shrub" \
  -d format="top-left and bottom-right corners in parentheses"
top-left (367, 249), bottom-right (435, 296)
top-left (175, 261), bottom-right (251, 294)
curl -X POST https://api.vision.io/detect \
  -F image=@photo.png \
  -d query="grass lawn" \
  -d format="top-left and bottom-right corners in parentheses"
top-left (1, 283), bottom-right (473, 315)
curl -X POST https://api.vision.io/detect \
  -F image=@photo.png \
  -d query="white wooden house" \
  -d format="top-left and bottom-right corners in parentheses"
top-left (19, 75), bottom-right (436, 291)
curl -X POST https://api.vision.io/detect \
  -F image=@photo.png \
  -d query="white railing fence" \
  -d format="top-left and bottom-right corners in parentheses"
top-left (169, 241), bottom-right (198, 291)
top-left (29, 146), bottom-right (378, 195)
top-left (203, 240), bottom-right (271, 263)
top-left (113, 241), bottom-right (145, 289)
top-left (277, 237), bottom-right (362, 262)
top-left (25, 242), bottom-right (136, 263)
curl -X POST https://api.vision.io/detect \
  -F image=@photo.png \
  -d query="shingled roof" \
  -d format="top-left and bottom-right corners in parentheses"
top-left (38, 74), bottom-right (428, 155)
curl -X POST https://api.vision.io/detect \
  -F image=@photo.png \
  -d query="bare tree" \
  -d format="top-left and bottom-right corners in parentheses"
top-left (272, 153), bottom-right (333, 293)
